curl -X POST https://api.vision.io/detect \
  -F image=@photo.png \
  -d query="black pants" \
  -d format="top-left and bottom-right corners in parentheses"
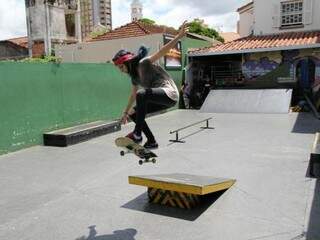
top-left (129, 88), bottom-right (176, 141)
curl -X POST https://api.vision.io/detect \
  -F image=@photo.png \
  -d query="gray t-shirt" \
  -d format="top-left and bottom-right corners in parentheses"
top-left (131, 57), bottom-right (179, 101)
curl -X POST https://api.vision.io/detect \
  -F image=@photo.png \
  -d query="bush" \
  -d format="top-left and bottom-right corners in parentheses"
top-left (19, 55), bottom-right (62, 63)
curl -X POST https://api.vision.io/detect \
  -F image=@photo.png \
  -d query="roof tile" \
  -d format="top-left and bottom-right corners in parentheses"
top-left (189, 31), bottom-right (320, 55)
top-left (89, 21), bottom-right (178, 42)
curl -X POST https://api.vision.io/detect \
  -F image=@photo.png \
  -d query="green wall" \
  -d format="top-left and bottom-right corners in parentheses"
top-left (0, 37), bottom-right (211, 155)
top-left (0, 62), bottom-right (131, 155)
top-left (166, 37), bottom-right (212, 88)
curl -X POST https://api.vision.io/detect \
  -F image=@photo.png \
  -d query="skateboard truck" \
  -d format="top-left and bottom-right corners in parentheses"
top-left (115, 137), bottom-right (157, 165)
top-left (119, 148), bottom-right (156, 165)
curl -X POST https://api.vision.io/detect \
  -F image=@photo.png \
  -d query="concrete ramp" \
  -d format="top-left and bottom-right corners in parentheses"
top-left (200, 89), bottom-right (292, 114)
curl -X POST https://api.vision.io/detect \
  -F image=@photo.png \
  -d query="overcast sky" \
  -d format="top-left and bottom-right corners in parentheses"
top-left (0, 0), bottom-right (251, 40)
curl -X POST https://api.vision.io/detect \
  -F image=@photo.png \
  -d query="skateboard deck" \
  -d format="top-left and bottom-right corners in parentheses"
top-left (115, 137), bottom-right (157, 165)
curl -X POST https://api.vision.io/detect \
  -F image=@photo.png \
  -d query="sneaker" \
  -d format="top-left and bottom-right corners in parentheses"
top-left (144, 140), bottom-right (159, 149)
top-left (126, 132), bottom-right (142, 144)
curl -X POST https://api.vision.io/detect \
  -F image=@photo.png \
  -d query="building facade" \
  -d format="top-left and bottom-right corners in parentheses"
top-left (238, 0), bottom-right (320, 37)
top-left (237, 2), bottom-right (254, 37)
top-left (97, 0), bottom-right (112, 28)
top-left (25, 0), bottom-right (81, 56)
top-left (189, 0), bottom-right (320, 110)
top-left (80, 0), bottom-right (94, 39)
top-left (0, 37), bottom-right (29, 60)
top-left (131, 0), bottom-right (143, 21)
top-left (80, 0), bottom-right (112, 39)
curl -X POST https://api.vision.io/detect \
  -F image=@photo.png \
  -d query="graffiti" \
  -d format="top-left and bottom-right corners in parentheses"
top-left (242, 54), bottom-right (279, 80)
top-left (243, 50), bottom-right (320, 84)
top-left (313, 66), bottom-right (320, 92)
top-left (281, 50), bottom-right (300, 63)
top-left (241, 49), bottom-right (320, 110)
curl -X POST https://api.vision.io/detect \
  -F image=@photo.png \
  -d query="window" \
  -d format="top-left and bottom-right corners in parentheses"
top-left (65, 14), bottom-right (75, 37)
top-left (281, 1), bottom-right (303, 27)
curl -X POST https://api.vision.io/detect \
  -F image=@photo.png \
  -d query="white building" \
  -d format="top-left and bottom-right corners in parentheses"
top-left (189, 0), bottom-right (320, 110)
top-left (131, 0), bottom-right (143, 22)
top-left (25, 0), bottom-right (82, 56)
top-left (238, 0), bottom-right (320, 37)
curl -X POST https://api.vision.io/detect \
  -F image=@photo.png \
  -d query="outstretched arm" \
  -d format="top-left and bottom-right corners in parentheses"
top-left (149, 21), bottom-right (189, 63)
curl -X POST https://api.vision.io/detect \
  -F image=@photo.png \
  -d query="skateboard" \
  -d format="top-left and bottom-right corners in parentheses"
top-left (115, 137), bottom-right (157, 165)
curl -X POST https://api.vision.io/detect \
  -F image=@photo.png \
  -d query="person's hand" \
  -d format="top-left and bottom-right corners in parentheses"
top-left (120, 112), bottom-right (129, 125)
top-left (178, 21), bottom-right (189, 39)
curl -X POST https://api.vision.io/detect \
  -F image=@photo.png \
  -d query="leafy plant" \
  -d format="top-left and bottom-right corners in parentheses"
top-left (139, 18), bottom-right (156, 25)
top-left (90, 25), bottom-right (108, 38)
top-left (19, 55), bottom-right (61, 63)
top-left (188, 19), bottom-right (224, 42)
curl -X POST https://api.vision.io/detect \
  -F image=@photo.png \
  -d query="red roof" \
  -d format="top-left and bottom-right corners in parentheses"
top-left (189, 31), bottom-right (320, 56)
top-left (89, 21), bottom-right (178, 42)
top-left (4, 36), bottom-right (29, 49)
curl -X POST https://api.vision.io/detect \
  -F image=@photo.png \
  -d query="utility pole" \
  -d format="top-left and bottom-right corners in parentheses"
top-left (76, 0), bottom-right (82, 43)
top-left (25, 0), bottom-right (33, 57)
top-left (44, 1), bottom-right (52, 56)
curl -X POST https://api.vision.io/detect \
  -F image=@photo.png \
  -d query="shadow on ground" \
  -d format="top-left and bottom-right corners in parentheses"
top-left (121, 190), bottom-right (226, 221)
top-left (307, 179), bottom-right (320, 240)
top-left (292, 113), bottom-right (320, 134)
top-left (76, 226), bottom-right (137, 240)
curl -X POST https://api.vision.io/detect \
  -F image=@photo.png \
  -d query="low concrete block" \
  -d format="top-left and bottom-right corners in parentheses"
top-left (43, 120), bottom-right (121, 147)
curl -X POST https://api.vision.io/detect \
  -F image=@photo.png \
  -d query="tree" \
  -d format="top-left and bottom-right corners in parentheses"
top-left (90, 25), bottom-right (108, 38)
top-left (188, 19), bottom-right (224, 43)
top-left (139, 18), bottom-right (156, 25)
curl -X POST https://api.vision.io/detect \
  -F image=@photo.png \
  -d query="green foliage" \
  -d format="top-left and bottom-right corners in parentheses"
top-left (90, 27), bottom-right (108, 38)
top-left (139, 18), bottom-right (156, 25)
top-left (19, 55), bottom-right (61, 63)
top-left (188, 19), bottom-right (224, 43)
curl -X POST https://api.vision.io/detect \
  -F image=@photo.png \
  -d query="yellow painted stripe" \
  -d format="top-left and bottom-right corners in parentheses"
top-left (148, 188), bottom-right (157, 198)
top-left (129, 176), bottom-right (236, 195)
top-left (170, 191), bottom-right (185, 209)
top-left (178, 192), bottom-right (191, 209)
top-left (201, 180), bottom-right (236, 195)
top-left (152, 192), bottom-right (163, 203)
top-left (161, 195), bottom-right (176, 207)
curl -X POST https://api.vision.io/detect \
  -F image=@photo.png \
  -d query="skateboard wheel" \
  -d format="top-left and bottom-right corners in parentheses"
top-left (120, 151), bottom-right (125, 156)
top-left (152, 159), bottom-right (156, 163)
top-left (139, 160), bottom-right (143, 165)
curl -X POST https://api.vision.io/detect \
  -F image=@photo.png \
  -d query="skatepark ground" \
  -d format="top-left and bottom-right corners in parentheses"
top-left (0, 110), bottom-right (319, 240)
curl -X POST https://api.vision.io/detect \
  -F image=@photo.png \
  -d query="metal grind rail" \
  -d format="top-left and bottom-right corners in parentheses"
top-left (169, 117), bottom-right (214, 143)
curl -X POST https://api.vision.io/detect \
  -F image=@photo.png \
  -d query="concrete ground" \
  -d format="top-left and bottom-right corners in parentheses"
top-left (0, 110), bottom-right (319, 240)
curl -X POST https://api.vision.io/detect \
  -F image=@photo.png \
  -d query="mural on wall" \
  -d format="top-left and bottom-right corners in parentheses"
top-left (242, 48), bottom-right (320, 109)
top-left (242, 54), bottom-right (279, 80)
top-left (242, 49), bottom-right (320, 86)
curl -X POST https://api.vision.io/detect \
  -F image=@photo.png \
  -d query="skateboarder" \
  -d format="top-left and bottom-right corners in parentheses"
top-left (112, 21), bottom-right (189, 149)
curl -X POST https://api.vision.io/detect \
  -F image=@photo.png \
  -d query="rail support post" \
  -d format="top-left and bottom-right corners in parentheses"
top-left (201, 119), bottom-right (215, 130)
top-left (169, 131), bottom-right (185, 143)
